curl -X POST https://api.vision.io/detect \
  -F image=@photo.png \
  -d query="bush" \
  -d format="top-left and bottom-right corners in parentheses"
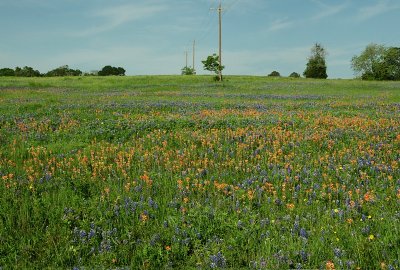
top-left (0, 68), bottom-right (15, 76)
top-left (98, 66), bottom-right (126, 76)
top-left (181, 67), bottom-right (195, 75)
top-left (289, 72), bottom-right (301, 78)
top-left (46, 65), bottom-right (82, 77)
top-left (268, 71), bottom-right (281, 77)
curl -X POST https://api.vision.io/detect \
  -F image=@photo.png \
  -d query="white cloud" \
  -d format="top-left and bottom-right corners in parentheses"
top-left (356, 0), bottom-right (400, 21)
top-left (267, 18), bottom-right (294, 32)
top-left (311, 3), bottom-right (348, 21)
top-left (74, 3), bottom-right (168, 37)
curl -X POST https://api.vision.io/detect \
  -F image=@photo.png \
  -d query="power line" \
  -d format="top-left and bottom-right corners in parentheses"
top-left (223, 0), bottom-right (241, 15)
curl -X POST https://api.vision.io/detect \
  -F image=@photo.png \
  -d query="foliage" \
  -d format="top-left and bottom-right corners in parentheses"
top-left (352, 44), bottom-right (400, 80)
top-left (202, 54), bottom-right (224, 80)
top-left (14, 66), bottom-right (41, 77)
top-left (303, 43), bottom-right (328, 79)
top-left (181, 66), bottom-right (195, 75)
top-left (46, 65), bottom-right (82, 77)
top-left (98, 66), bottom-right (126, 76)
top-left (289, 72), bottom-right (301, 78)
top-left (0, 76), bottom-right (399, 269)
top-left (0, 68), bottom-right (15, 76)
top-left (351, 44), bottom-right (386, 80)
top-left (381, 47), bottom-right (400, 80)
top-left (268, 71), bottom-right (281, 77)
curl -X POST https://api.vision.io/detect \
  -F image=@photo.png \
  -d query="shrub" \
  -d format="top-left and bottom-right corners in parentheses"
top-left (289, 72), bottom-right (301, 78)
top-left (268, 71), bottom-right (281, 77)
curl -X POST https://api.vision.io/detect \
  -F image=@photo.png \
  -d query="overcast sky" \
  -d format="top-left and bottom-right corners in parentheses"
top-left (0, 0), bottom-right (399, 78)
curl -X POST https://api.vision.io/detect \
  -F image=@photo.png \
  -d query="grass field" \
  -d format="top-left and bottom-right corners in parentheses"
top-left (0, 76), bottom-right (399, 269)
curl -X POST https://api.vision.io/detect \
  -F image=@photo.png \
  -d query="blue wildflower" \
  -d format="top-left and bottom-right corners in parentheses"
top-left (210, 251), bottom-right (226, 268)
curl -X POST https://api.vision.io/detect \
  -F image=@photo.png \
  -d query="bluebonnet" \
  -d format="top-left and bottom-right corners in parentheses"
top-left (299, 250), bottom-right (309, 262)
top-left (333, 248), bottom-right (342, 258)
top-left (210, 251), bottom-right (226, 268)
top-left (299, 228), bottom-right (308, 239)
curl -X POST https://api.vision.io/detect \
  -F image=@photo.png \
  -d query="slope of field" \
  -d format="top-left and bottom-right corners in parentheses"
top-left (0, 76), bottom-right (399, 269)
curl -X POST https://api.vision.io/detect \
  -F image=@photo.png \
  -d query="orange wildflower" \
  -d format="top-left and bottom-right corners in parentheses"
top-left (326, 260), bottom-right (335, 270)
top-left (364, 192), bottom-right (375, 202)
top-left (286, 203), bottom-right (295, 210)
top-left (346, 218), bottom-right (354, 225)
top-left (140, 173), bottom-right (153, 187)
top-left (140, 212), bottom-right (149, 223)
top-left (165, 245), bottom-right (171, 251)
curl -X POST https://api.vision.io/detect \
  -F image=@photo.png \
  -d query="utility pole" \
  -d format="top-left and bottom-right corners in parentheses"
top-left (218, 0), bottom-right (222, 81)
top-left (192, 40), bottom-right (196, 74)
top-left (185, 51), bottom-right (188, 68)
top-left (211, 0), bottom-right (223, 81)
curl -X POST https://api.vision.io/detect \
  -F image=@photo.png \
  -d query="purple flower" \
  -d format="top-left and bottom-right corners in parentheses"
top-left (299, 228), bottom-right (308, 239)
top-left (333, 248), bottom-right (342, 258)
top-left (299, 250), bottom-right (309, 262)
top-left (210, 251), bottom-right (226, 268)
top-left (88, 228), bottom-right (96, 239)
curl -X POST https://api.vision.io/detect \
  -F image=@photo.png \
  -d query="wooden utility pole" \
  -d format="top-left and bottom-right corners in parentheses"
top-left (210, 0), bottom-right (223, 81)
top-left (192, 40), bottom-right (196, 74)
top-left (185, 51), bottom-right (188, 68)
top-left (218, 0), bottom-right (222, 81)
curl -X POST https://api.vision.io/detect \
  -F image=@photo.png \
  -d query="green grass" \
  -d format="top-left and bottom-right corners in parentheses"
top-left (0, 76), bottom-right (399, 269)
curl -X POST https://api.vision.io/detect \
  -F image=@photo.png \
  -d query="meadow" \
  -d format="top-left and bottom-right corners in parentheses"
top-left (0, 75), bottom-right (399, 269)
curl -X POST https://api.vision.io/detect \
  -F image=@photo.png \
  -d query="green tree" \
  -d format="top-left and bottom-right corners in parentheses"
top-left (0, 68), bottom-right (15, 76)
top-left (377, 47), bottom-right (400, 80)
top-left (289, 72), bottom-right (301, 78)
top-left (385, 47), bottom-right (400, 80)
top-left (98, 66), bottom-right (126, 76)
top-left (14, 66), bottom-right (41, 77)
top-left (303, 43), bottom-right (328, 79)
top-left (351, 43), bottom-right (386, 80)
top-left (46, 65), bottom-right (82, 77)
top-left (351, 44), bottom-right (400, 80)
top-left (202, 54), bottom-right (224, 81)
top-left (268, 71), bottom-right (281, 77)
top-left (181, 66), bottom-right (195, 75)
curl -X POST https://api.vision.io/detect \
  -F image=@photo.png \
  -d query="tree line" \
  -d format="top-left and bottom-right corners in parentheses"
top-left (192, 43), bottom-right (399, 81)
top-left (0, 65), bottom-right (126, 77)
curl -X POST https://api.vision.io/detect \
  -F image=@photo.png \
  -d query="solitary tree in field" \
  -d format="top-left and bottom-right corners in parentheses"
top-left (202, 54), bottom-right (224, 81)
top-left (304, 43), bottom-right (328, 79)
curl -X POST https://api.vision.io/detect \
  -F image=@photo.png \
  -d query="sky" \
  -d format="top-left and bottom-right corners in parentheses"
top-left (0, 0), bottom-right (399, 78)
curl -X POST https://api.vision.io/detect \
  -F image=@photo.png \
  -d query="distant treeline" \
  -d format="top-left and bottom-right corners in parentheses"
top-left (0, 65), bottom-right (125, 77)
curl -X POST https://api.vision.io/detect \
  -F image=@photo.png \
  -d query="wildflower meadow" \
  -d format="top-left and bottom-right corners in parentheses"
top-left (0, 76), bottom-right (399, 269)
